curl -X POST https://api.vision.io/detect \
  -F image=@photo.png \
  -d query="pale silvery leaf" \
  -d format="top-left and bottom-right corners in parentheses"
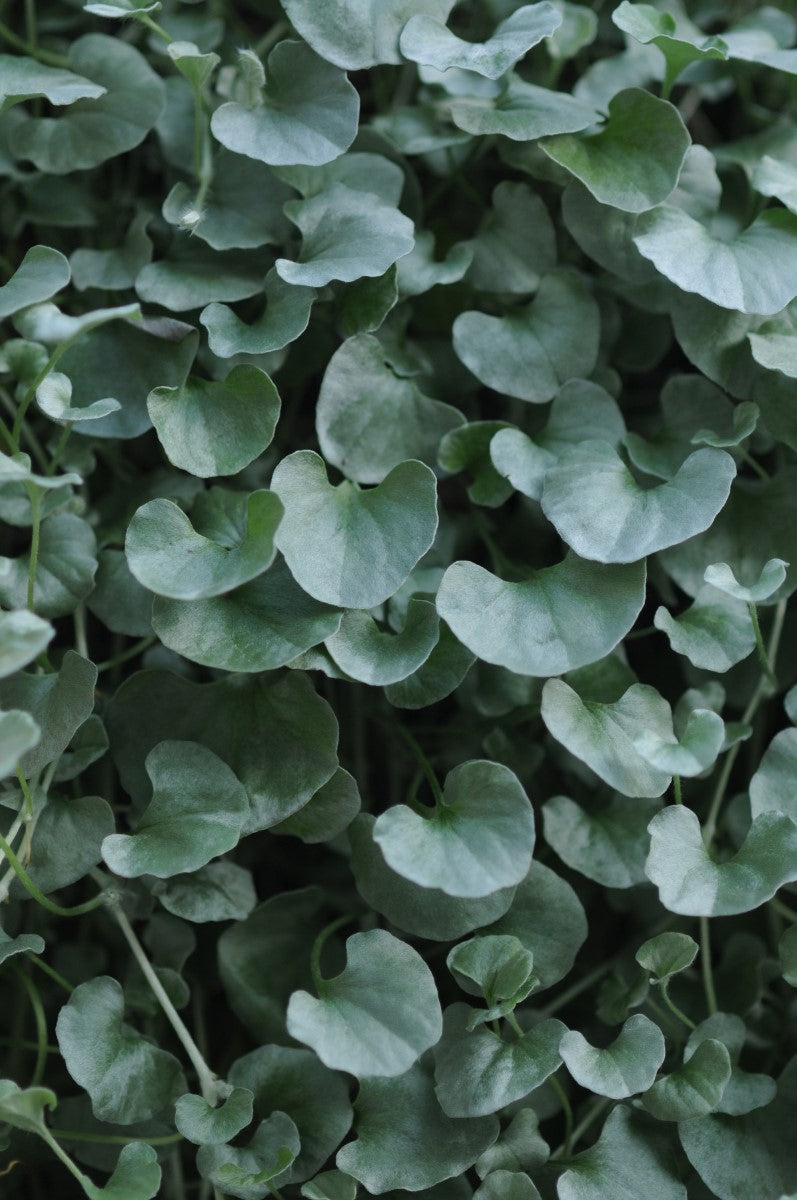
top-left (336, 1062), bottom-right (499, 1192)
top-left (541, 680), bottom-right (672, 798)
top-left (447, 935), bottom-right (535, 1004)
top-left (636, 932), bottom-right (698, 982)
top-left (325, 601), bottom-right (439, 686)
top-left (396, 229), bottom-right (473, 297)
top-left (749, 728), bottom-right (797, 823)
top-left (449, 76), bottom-right (597, 140)
top-left (542, 793), bottom-right (659, 887)
top-left (372, 760), bottom-right (534, 898)
top-left (174, 1088), bottom-right (254, 1146)
top-left (540, 442), bottom-right (736, 563)
top-left (271, 768), bottom-right (360, 845)
top-left (0, 609), bottom-right (53, 678)
top-left (152, 862), bottom-right (256, 924)
top-left (642, 1039), bottom-right (731, 1122)
top-left (276, 184), bottom-right (415, 287)
top-left (280, 0), bottom-right (457, 69)
top-left (434, 1004), bottom-right (565, 1118)
top-left (201, 269), bottom-right (316, 358)
top-left (0, 709), bottom-right (40, 779)
top-left (147, 364), bottom-right (280, 477)
top-left (747, 312), bottom-right (797, 378)
top-left (0, 245), bottom-right (70, 319)
top-left (560, 1014), bottom-right (666, 1098)
top-left (275, 152), bottom-right (405, 203)
top-left (541, 87), bottom-right (689, 212)
top-left (634, 207), bottom-right (797, 315)
top-left (197, 1112), bottom-right (299, 1197)
top-left (0, 650), bottom-right (96, 777)
top-left (0, 512), bottom-right (97, 618)
top-left (646, 805), bottom-right (797, 915)
top-left (125, 491), bottom-right (282, 599)
top-left (465, 182), bottom-right (557, 295)
top-left (271, 451), bottom-right (438, 609)
top-left (163, 154), bottom-right (291, 250)
top-left (71, 211), bottom-right (153, 292)
top-left (400, 5), bottom-right (562, 80)
top-left (558, 1105), bottom-right (687, 1200)
top-left (0, 55), bottom-right (106, 110)
top-left (10, 36), bottom-right (164, 173)
top-left (36, 372), bottom-right (120, 423)
top-left (317, 334), bottom-right (464, 484)
top-left (56, 977), bottom-right (183, 1123)
top-left (287, 928), bottom-right (442, 1078)
top-left (703, 558), bottom-right (788, 604)
top-left (211, 41), bottom-right (359, 167)
top-left (612, 3), bottom-right (728, 94)
top-left (633, 707), bottom-right (724, 776)
top-left (437, 555), bottom-right (645, 676)
top-left (653, 585), bottom-right (756, 673)
top-left (135, 247), bottom-right (268, 312)
top-left (453, 271), bottom-right (600, 403)
top-left (101, 741), bottom-right (249, 878)
top-left (152, 561), bottom-right (342, 674)
top-left (486, 861), bottom-right (587, 991)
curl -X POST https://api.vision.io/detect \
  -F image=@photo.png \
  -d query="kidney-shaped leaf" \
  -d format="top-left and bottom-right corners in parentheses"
top-left (174, 1088), bottom-right (254, 1146)
top-left (276, 184), bottom-right (415, 287)
top-left (372, 760), bottom-right (535, 898)
top-left (453, 271), bottom-right (600, 403)
top-left (325, 600), bottom-right (439, 686)
top-left (558, 1104), bottom-right (687, 1200)
top-left (211, 41), bottom-right (358, 167)
top-left (280, 0), bottom-right (456, 68)
top-left (540, 88), bottom-right (690, 212)
top-left (147, 365), bottom-right (280, 478)
top-left (0, 55), bottom-right (106, 110)
top-left (437, 556), bottom-right (645, 677)
top-left (0, 246), bottom-right (70, 320)
top-left (542, 792), bottom-right (658, 888)
top-left (541, 442), bottom-right (736, 563)
top-left (287, 928), bottom-right (442, 1078)
top-left (336, 1062), bottom-right (499, 1192)
top-left (56, 976), bottom-right (183, 1124)
top-left (703, 558), bottom-right (788, 605)
top-left (197, 1112), bottom-right (300, 1198)
top-left (101, 741), bottom-right (249, 878)
top-left (201, 269), bottom-right (316, 359)
top-left (560, 1014), bottom-right (666, 1099)
top-left (272, 451), bottom-right (437, 609)
top-left (642, 1039), bottom-right (731, 1122)
top-left (646, 805), bottom-right (797, 915)
top-left (0, 610), bottom-right (53, 678)
top-left (125, 491), bottom-right (281, 600)
top-left (400, 5), bottom-right (562, 79)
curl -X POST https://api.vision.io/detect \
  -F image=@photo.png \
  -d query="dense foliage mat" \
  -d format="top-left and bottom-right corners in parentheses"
top-left (2, 0), bottom-right (797, 1196)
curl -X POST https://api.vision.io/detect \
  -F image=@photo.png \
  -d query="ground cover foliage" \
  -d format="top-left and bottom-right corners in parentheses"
top-left (2, 0), bottom-right (797, 1195)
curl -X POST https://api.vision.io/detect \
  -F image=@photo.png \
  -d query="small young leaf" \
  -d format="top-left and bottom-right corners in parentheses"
top-left (0, 609), bottom-right (53, 678)
top-left (197, 1112), bottom-right (300, 1198)
top-left (287, 928), bottom-right (443, 1078)
top-left (703, 559), bottom-right (789, 605)
top-left (0, 245), bottom-right (70, 319)
top-left (642, 1039), bottom-right (731, 1122)
top-left (560, 1013), bottom-right (666, 1098)
top-left (447, 935), bottom-right (535, 1004)
top-left (152, 862), bottom-right (256, 925)
top-left (174, 1088), bottom-right (254, 1146)
top-left (0, 650), bottom-right (96, 777)
top-left (636, 932), bottom-right (698, 982)
top-left (654, 586), bottom-right (756, 673)
top-left (400, 5), bottom-right (562, 80)
top-left (325, 601), bottom-right (439, 686)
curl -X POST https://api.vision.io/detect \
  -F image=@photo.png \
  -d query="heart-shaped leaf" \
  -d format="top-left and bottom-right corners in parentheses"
top-left (447, 935), bottom-right (535, 1006)
top-left (560, 1014), bottom-right (666, 1098)
top-left (646, 805), bottom-right (797, 915)
top-left (0, 650), bottom-right (96, 777)
top-left (36, 372), bottom-right (120, 423)
top-left (153, 560), bottom-right (341, 673)
top-left (449, 76), bottom-right (597, 140)
top-left (56, 976), bottom-right (183, 1124)
top-left (437, 555), bottom-right (645, 677)
top-left (642, 1039), bottom-right (731, 1121)
top-left (316, 334), bottom-right (464, 484)
top-left (276, 184), bottom-right (414, 287)
top-left (400, 5), bottom-right (562, 79)
top-left (0, 245), bottom-right (70, 319)
top-left (174, 1088), bottom-right (254, 1146)
top-left (125, 491), bottom-right (282, 600)
top-left (636, 933), bottom-right (698, 982)
top-left (634, 207), bottom-right (797, 315)
top-left (271, 451), bottom-right (437, 609)
top-left (749, 728), bottom-right (797, 822)
top-left (542, 793), bottom-right (659, 888)
top-left (703, 558), bottom-right (788, 604)
top-left (201, 269), bottom-right (316, 358)
top-left (434, 1004), bottom-right (566, 1118)
top-left (336, 1062), bottom-right (499, 1192)
top-left (453, 271), bottom-right (600, 403)
top-left (654, 586), bottom-right (756, 673)
top-left (612, 3), bottom-right (728, 95)
top-left (558, 1105), bottom-right (687, 1200)
top-left (372, 760), bottom-right (534, 898)
top-left (633, 707), bottom-right (725, 777)
top-left (325, 600), bottom-right (439, 686)
top-left (280, 0), bottom-right (457, 69)
top-left (101, 740), bottom-right (249, 879)
top-left (197, 1112), bottom-right (300, 1198)
top-left (0, 926), bottom-right (45, 964)
top-left (465, 182), bottom-right (556, 295)
top-left (287, 927), bottom-right (442, 1078)
top-left (147, 365), bottom-right (280, 478)
top-left (211, 41), bottom-right (359, 167)
top-left (540, 442), bottom-right (736, 563)
top-left (0, 609), bottom-right (53, 678)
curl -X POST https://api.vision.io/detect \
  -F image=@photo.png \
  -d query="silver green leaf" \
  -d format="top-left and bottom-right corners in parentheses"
top-left (400, 5), bottom-right (562, 80)
top-left (560, 1014), bottom-right (666, 1099)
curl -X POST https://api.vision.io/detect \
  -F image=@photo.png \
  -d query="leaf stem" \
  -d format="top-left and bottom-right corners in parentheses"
top-left (672, 774), bottom-right (682, 805)
top-left (309, 914), bottom-right (351, 993)
top-left (108, 898), bottom-right (222, 1104)
top-left (386, 722), bottom-right (444, 806)
top-left (12, 965), bottom-right (48, 1085)
top-left (253, 19), bottom-right (289, 58)
top-left (0, 831), bottom-right (106, 916)
top-left (138, 11), bottom-right (172, 42)
top-left (0, 18), bottom-right (70, 67)
top-left (27, 953), bottom-right (74, 994)
top-left (660, 981), bottom-right (696, 1030)
top-left (748, 602), bottom-right (776, 687)
top-left (549, 1074), bottom-right (574, 1158)
top-left (49, 1128), bottom-right (183, 1146)
top-left (96, 635), bottom-right (157, 673)
top-left (47, 422), bottom-right (73, 476)
top-left (699, 916), bottom-right (718, 1016)
top-left (26, 487), bottom-right (42, 611)
top-left (771, 896), bottom-right (797, 922)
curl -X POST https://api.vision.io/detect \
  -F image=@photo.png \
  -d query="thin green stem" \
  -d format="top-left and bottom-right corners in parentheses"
top-left (386, 722), bottom-right (443, 805)
top-left (24, 0), bottom-right (36, 46)
top-left (553, 1096), bottom-right (610, 1159)
top-left (73, 604), bottom-right (88, 660)
top-left (0, 412), bottom-right (15, 453)
top-left (739, 447), bottom-right (770, 483)
top-left (109, 899), bottom-right (222, 1104)
top-left (699, 916), bottom-right (718, 1016)
top-left (26, 488), bottom-right (42, 611)
top-left (96, 635), bottom-right (157, 673)
top-left (139, 11), bottom-right (172, 42)
top-left (672, 774), bottom-right (682, 805)
top-left (0, 18), bottom-right (69, 67)
top-left (771, 896), bottom-right (797, 922)
top-left (47, 422), bottom-right (72, 476)
top-left (310, 914), bottom-right (351, 993)
top-left (12, 342), bottom-right (71, 447)
top-left (0, 831), bottom-right (106, 917)
top-left (253, 19), bottom-right (289, 58)
top-left (703, 598), bottom-right (786, 847)
top-left (12, 966), bottom-right (48, 1086)
top-left (660, 981), bottom-right (696, 1031)
top-left (27, 954), bottom-right (74, 994)
top-left (549, 1075), bottom-right (574, 1158)
top-left (748, 602), bottom-right (776, 687)
top-left (505, 1010), bottom-right (525, 1040)
top-left (536, 954), bottom-right (621, 1018)
top-left (38, 1127), bottom-right (95, 1191)
top-left (49, 1128), bottom-right (183, 1146)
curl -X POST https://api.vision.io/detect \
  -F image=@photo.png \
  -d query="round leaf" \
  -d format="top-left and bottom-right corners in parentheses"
top-left (279, 0), bottom-right (457, 69)
top-left (400, 5), bottom-right (562, 80)
top-left (542, 792), bottom-right (659, 888)
top-left (642, 1039), bottom-right (732, 1122)
top-left (325, 601), bottom-right (439, 686)
top-left (174, 1088), bottom-right (255, 1146)
top-left (560, 1013), bottom-right (666, 1098)
top-left (636, 932), bottom-right (699, 982)
top-left (0, 245), bottom-right (70, 320)
top-left (558, 1105), bottom-right (687, 1200)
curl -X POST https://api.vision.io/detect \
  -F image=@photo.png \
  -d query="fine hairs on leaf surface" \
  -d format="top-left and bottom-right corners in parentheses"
top-left (3, 1), bottom-right (797, 1197)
